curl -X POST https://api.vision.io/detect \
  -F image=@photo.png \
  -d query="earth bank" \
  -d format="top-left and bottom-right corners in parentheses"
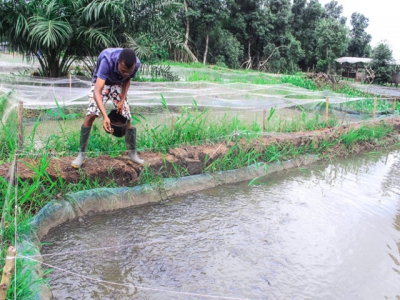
top-left (1, 117), bottom-right (399, 187)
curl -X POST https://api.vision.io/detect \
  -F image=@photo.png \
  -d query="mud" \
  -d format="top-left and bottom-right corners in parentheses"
top-left (1, 117), bottom-right (399, 186)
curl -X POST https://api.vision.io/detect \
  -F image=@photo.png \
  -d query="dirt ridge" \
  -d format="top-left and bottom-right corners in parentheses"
top-left (1, 117), bottom-right (399, 186)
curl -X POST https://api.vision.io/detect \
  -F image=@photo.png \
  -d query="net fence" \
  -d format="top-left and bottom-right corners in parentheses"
top-left (0, 60), bottom-right (399, 158)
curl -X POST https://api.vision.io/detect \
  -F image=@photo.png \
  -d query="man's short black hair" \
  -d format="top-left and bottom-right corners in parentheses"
top-left (119, 48), bottom-right (136, 68)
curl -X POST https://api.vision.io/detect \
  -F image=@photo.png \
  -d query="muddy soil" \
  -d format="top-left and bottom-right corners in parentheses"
top-left (1, 117), bottom-right (399, 187)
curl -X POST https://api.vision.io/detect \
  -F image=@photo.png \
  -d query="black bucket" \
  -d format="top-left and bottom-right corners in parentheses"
top-left (108, 110), bottom-right (127, 137)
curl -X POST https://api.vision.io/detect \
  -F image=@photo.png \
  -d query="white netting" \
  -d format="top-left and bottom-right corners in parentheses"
top-left (0, 54), bottom-right (398, 138)
top-left (0, 74), bottom-right (373, 111)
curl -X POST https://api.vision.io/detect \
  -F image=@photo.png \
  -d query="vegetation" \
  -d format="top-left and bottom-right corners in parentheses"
top-left (0, 0), bottom-right (183, 77)
top-left (1, 0), bottom-right (394, 79)
top-left (1, 0), bottom-right (400, 296)
top-left (347, 12), bottom-right (372, 58)
top-left (0, 87), bottom-right (399, 297)
top-left (371, 43), bottom-right (395, 85)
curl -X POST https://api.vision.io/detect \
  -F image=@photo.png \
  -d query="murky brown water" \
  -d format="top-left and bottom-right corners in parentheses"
top-left (42, 150), bottom-right (400, 300)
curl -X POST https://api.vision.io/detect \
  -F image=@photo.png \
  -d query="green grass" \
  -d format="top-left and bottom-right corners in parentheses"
top-left (280, 74), bottom-right (318, 90)
top-left (280, 73), bottom-right (377, 98)
top-left (340, 99), bottom-right (400, 114)
top-left (340, 123), bottom-right (393, 148)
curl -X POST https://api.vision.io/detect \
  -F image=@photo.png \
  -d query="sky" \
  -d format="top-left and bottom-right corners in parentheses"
top-left (317, 0), bottom-right (400, 61)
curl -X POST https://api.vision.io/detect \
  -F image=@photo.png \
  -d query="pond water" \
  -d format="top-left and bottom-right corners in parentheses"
top-left (42, 150), bottom-right (400, 300)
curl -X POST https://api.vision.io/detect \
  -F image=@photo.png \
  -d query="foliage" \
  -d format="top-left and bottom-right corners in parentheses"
top-left (347, 13), bottom-right (372, 58)
top-left (323, 0), bottom-right (346, 25)
top-left (208, 28), bottom-right (243, 69)
top-left (0, 0), bottom-right (384, 74)
top-left (371, 42), bottom-right (395, 85)
top-left (0, 0), bottom-right (183, 77)
top-left (315, 18), bottom-right (349, 72)
top-left (291, 0), bottom-right (324, 71)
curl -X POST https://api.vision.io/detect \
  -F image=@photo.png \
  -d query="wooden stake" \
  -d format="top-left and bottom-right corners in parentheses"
top-left (69, 73), bottom-right (72, 88)
top-left (325, 98), bottom-right (329, 125)
top-left (263, 109), bottom-right (266, 132)
top-left (393, 98), bottom-right (397, 113)
top-left (372, 98), bottom-right (377, 118)
top-left (0, 246), bottom-right (16, 300)
top-left (18, 101), bottom-right (23, 149)
top-left (171, 116), bottom-right (175, 132)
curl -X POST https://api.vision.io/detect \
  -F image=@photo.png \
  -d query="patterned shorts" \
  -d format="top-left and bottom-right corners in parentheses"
top-left (86, 84), bottom-right (131, 120)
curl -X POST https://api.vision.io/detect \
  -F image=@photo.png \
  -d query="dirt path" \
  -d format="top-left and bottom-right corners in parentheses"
top-left (349, 82), bottom-right (400, 98)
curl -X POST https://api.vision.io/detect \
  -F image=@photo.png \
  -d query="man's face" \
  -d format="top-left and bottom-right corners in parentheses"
top-left (118, 61), bottom-right (135, 77)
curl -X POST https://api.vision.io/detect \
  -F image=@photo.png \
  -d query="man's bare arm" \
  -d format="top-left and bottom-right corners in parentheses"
top-left (117, 78), bottom-right (131, 114)
top-left (94, 78), bottom-right (112, 133)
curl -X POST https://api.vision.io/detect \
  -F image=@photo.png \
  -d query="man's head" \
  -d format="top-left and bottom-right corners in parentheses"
top-left (118, 48), bottom-right (137, 77)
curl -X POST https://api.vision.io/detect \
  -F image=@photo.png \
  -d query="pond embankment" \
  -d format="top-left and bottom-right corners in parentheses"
top-left (1, 116), bottom-right (399, 186)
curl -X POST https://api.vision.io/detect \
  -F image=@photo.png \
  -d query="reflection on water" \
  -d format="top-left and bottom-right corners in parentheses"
top-left (42, 150), bottom-right (400, 300)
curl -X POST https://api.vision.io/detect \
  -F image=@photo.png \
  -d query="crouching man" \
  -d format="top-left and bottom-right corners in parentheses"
top-left (71, 48), bottom-right (144, 168)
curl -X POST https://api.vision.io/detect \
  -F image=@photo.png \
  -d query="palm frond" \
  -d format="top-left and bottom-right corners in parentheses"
top-left (124, 34), bottom-right (152, 59)
top-left (15, 14), bottom-right (30, 37)
top-left (78, 25), bottom-right (116, 48)
top-left (28, 15), bottom-right (73, 48)
top-left (82, 0), bottom-right (126, 22)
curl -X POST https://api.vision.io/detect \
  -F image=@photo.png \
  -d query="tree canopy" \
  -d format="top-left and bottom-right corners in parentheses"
top-left (0, 0), bottom-right (384, 78)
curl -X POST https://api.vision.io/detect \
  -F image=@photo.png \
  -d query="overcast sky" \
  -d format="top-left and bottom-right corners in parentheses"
top-left (317, 0), bottom-right (400, 60)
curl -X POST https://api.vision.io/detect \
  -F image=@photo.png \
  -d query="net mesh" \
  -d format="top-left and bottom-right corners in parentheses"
top-left (0, 55), bottom-right (398, 155)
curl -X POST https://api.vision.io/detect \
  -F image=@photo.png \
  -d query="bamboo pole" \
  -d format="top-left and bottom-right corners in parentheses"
top-left (171, 116), bottom-right (175, 132)
top-left (325, 98), bottom-right (329, 125)
top-left (372, 98), bottom-right (377, 118)
top-left (69, 73), bottom-right (72, 88)
top-left (393, 98), bottom-right (397, 113)
top-left (263, 109), bottom-right (266, 132)
top-left (0, 246), bottom-right (16, 300)
top-left (18, 101), bottom-right (23, 149)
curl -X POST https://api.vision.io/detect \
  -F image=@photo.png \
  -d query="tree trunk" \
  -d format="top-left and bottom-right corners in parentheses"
top-left (184, 0), bottom-right (189, 47)
top-left (203, 25), bottom-right (210, 65)
top-left (183, 0), bottom-right (198, 63)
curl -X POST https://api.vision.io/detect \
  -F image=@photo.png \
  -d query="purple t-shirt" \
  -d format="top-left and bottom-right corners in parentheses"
top-left (92, 48), bottom-right (140, 85)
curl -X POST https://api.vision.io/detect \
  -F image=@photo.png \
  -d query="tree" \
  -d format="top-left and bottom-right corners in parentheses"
top-left (347, 12), bottom-right (372, 57)
top-left (0, 0), bottom-right (182, 77)
top-left (315, 18), bottom-right (349, 73)
top-left (371, 42), bottom-right (394, 84)
top-left (291, 0), bottom-right (324, 70)
top-left (196, 0), bottom-right (228, 64)
top-left (208, 27), bottom-right (243, 68)
top-left (181, 0), bottom-right (199, 62)
top-left (225, 0), bottom-right (265, 69)
top-left (324, 0), bottom-right (346, 25)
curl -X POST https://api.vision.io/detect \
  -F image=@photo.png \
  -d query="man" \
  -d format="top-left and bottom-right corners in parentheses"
top-left (71, 48), bottom-right (144, 168)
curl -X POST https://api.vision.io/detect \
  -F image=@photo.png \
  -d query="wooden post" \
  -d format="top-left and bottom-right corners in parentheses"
top-left (171, 116), bottom-right (175, 132)
top-left (0, 246), bottom-right (16, 300)
top-left (69, 73), bottom-right (72, 88)
top-left (393, 98), bottom-right (397, 113)
top-left (372, 98), bottom-right (377, 118)
top-left (325, 98), bottom-right (329, 125)
top-left (263, 109), bottom-right (266, 132)
top-left (18, 101), bottom-right (23, 149)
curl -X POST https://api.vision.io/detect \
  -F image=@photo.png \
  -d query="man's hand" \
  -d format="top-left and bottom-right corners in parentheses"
top-left (117, 100), bottom-right (124, 114)
top-left (103, 116), bottom-right (113, 134)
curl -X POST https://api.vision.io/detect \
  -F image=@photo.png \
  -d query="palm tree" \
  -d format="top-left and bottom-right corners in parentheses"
top-left (0, 0), bottom-right (184, 77)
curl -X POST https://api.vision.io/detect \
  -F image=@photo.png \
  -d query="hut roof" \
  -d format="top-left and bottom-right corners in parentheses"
top-left (335, 57), bottom-right (372, 64)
